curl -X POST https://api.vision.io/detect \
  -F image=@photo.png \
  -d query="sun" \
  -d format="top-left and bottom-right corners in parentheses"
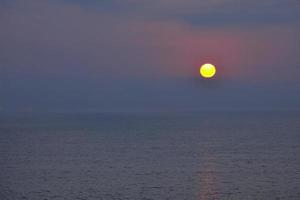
top-left (200, 63), bottom-right (216, 78)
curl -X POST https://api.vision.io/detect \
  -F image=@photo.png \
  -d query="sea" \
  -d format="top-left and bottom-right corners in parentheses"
top-left (0, 112), bottom-right (299, 200)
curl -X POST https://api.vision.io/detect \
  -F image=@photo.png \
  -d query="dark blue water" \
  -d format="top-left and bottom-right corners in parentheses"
top-left (0, 112), bottom-right (300, 200)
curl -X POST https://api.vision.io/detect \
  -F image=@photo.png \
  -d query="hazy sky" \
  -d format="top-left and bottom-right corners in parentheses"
top-left (1, 0), bottom-right (300, 112)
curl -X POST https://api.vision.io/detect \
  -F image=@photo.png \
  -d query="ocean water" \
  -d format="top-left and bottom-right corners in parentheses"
top-left (0, 112), bottom-right (300, 200)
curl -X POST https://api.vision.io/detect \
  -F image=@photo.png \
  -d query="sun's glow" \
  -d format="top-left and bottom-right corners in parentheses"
top-left (200, 63), bottom-right (216, 78)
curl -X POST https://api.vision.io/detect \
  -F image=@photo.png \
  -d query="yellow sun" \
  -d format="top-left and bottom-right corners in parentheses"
top-left (200, 63), bottom-right (216, 78)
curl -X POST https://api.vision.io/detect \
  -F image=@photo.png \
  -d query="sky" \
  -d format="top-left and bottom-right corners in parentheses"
top-left (0, 0), bottom-right (300, 112)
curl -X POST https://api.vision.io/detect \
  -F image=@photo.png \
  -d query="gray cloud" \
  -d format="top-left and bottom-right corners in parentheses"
top-left (61, 0), bottom-right (300, 26)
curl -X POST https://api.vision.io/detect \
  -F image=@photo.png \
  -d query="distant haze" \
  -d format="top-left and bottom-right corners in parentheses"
top-left (0, 0), bottom-right (300, 112)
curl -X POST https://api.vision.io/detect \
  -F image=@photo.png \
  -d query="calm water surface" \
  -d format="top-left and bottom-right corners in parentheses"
top-left (0, 112), bottom-right (300, 200)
